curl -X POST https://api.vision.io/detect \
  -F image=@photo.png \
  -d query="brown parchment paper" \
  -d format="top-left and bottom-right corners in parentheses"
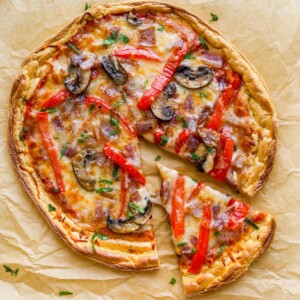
top-left (1, 0), bottom-right (300, 299)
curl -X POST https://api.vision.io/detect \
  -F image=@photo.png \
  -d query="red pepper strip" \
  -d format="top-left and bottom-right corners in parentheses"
top-left (37, 112), bottom-right (66, 193)
top-left (137, 41), bottom-right (189, 111)
top-left (171, 174), bottom-right (186, 238)
top-left (103, 143), bottom-right (146, 185)
top-left (209, 127), bottom-right (234, 182)
top-left (253, 212), bottom-right (266, 222)
top-left (41, 89), bottom-right (70, 110)
top-left (118, 168), bottom-right (128, 218)
top-left (225, 198), bottom-right (250, 231)
top-left (187, 181), bottom-right (203, 203)
top-left (85, 96), bottom-right (136, 137)
top-left (153, 131), bottom-right (163, 144)
top-left (188, 203), bottom-right (211, 274)
top-left (206, 72), bottom-right (241, 132)
top-left (175, 129), bottom-right (191, 154)
top-left (114, 46), bottom-right (162, 62)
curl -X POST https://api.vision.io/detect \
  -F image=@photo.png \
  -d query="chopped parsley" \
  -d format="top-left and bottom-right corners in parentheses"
top-left (245, 218), bottom-right (259, 230)
top-left (43, 107), bottom-right (56, 114)
top-left (157, 25), bottom-right (164, 31)
top-left (183, 52), bottom-right (196, 60)
top-left (210, 13), bottom-right (219, 22)
top-left (154, 155), bottom-right (161, 161)
top-left (128, 202), bottom-right (145, 214)
top-left (78, 133), bottom-right (88, 143)
top-left (48, 204), bottom-right (56, 212)
top-left (217, 245), bottom-right (226, 258)
top-left (103, 30), bottom-right (130, 46)
top-left (67, 42), bottom-right (81, 54)
top-left (54, 136), bottom-right (59, 140)
top-left (159, 135), bottom-right (168, 147)
top-left (122, 91), bottom-right (127, 103)
top-left (96, 187), bottom-right (114, 193)
top-left (199, 35), bottom-right (209, 51)
top-left (108, 128), bottom-right (120, 136)
top-left (205, 145), bottom-right (215, 154)
top-left (3, 265), bottom-right (19, 277)
top-left (89, 103), bottom-right (95, 112)
top-left (128, 210), bottom-right (133, 218)
top-left (19, 127), bottom-right (29, 141)
top-left (213, 231), bottom-right (220, 237)
top-left (112, 165), bottom-right (120, 181)
top-left (178, 116), bottom-right (189, 128)
top-left (199, 91), bottom-right (208, 99)
top-left (59, 291), bottom-right (73, 296)
top-left (118, 33), bottom-right (130, 43)
top-left (143, 79), bottom-right (149, 88)
top-left (169, 277), bottom-right (176, 285)
top-left (191, 152), bottom-right (200, 161)
top-left (99, 179), bottom-right (113, 185)
top-left (91, 231), bottom-right (110, 252)
top-left (177, 242), bottom-right (188, 247)
top-left (60, 144), bottom-right (67, 159)
top-left (84, 2), bottom-right (91, 11)
top-left (191, 248), bottom-right (196, 254)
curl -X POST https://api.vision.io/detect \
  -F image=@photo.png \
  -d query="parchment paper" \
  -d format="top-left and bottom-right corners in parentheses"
top-left (1, 0), bottom-right (300, 299)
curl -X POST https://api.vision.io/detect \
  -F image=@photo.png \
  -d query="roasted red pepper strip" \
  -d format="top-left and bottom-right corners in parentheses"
top-left (153, 131), bottom-right (163, 144)
top-left (41, 89), bottom-right (70, 110)
top-left (37, 112), bottom-right (66, 193)
top-left (137, 42), bottom-right (189, 111)
top-left (85, 96), bottom-right (136, 137)
top-left (253, 212), bottom-right (266, 222)
top-left (172, 174), bottom-right (186, 238)
top-left (209, 127), bottom-right (234, 182)
top-left (103, 143), bottom-right (146, 185)
top-left (118, 168), bottom-right (128, 218)
top-left (188, 203), bottom-right (211, 274)
top-left (225, 198), bottom-right (250, 231)
top-left (114, 46), bottom-right (162, 62)
top-left (187, 181), bottom-right (203, 202)
top-left (175, 129), bottom-right (191, 154)
top-left (206, 72), bottom-right (241, 131)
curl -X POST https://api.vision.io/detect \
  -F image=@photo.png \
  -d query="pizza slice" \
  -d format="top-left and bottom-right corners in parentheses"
top-left (158, 163), bottom-right (276, 296)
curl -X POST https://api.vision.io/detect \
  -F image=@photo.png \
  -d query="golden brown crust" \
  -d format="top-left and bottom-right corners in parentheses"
top-left (183, 216), bottom-right (276, 297)
top-left (8, 0), bottom-right (277, 272)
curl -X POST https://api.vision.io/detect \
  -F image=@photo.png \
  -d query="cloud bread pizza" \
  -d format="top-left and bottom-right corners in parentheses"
top-left (158, 163), bottom-right (276, 296)
top-left (9, 0), bottom-right (277, 291)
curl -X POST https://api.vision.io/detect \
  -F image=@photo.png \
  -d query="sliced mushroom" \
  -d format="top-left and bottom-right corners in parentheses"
top-left (108, 201), bottom-right (152, 234)
top-left (72, 148), bottom-right (96, 191)
top-left (65, 64), bottom-right (91, 94)
top-left (174, 65), bottom-right (213, 89)
top-left (127, 11), bottom-right (143, 26)
top-left (150, 83), bottom-right (176, 121)
top-left (193, 143), bottom-right (209, 172)
top-left (102, 55), bottom-right (128, 86)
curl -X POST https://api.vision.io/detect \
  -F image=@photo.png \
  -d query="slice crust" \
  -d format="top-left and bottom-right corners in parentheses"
top-left (158, 163), bottom-right (276, 296)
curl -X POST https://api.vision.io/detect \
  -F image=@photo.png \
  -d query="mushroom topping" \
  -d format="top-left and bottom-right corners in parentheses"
top-left (65, 64), bottom-right (91, 94)
top-left (150, 83), bottom-right (176, 121)
top-left (72, 148), bottom-right (96, 191)
top-left (127, 11), bottom-right (143, 26)
top-left (102, 55), bottom-right (128, 86)
top-left (108, 201), bottom-right (152, 234)
top-left (174, 65), bottom-right (213, 89)
top-left (193, 143), bottom-right (209, 172)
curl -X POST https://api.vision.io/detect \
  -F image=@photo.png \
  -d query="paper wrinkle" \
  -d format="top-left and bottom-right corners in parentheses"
top-left (1, 0), bottom-right (300, 299)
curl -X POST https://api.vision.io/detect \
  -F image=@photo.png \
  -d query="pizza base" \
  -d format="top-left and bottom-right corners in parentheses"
top-left (9, 1), bottom-right (277, 271)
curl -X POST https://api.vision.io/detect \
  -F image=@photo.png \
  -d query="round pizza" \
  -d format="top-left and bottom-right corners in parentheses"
top-left (8, 1), bottom-right (277, 296)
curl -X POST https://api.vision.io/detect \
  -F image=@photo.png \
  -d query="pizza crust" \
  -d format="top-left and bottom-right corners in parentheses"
top-left (8, 1), bottom-right (277, 271)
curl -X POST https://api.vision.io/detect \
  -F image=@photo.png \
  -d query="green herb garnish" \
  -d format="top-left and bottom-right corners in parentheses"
top-left (67, 42), bottom-right (81, 54)
top-left (170, 277), bottom-right (176, 285)
top-left (78, 133), bottom-right (88, 143)
top-left (103, 31), bottom-right (130, 46)
top-left (84, 2), bottom-right (91, 11)
top-left (191, 248), bottom-right (196, 254)
top-left (217, 245), bottom-right (226, 258)
top-left (157, 25), bottom-right (164, 31)
top-left (52, 187), bottom-right (60, 194)
top-left (199, 91), bottom-right (208, 99)
top-left (96, 187), bottom-right (114, 193)
top-left (128, 202), bottom-right (145, 214)
top-left (91, 231), bottom-right (110, 252)
top-left (99, 180), bottom-right (113, 185)
top-left (199, 35), bottom-right (209, 51)
top-left (184, 52), bottom-right (196, 60)
top-left (112, 165), bottom-right (120, 181)
top-left (59, 291), bottom-right (73, 296)
top-left (54, 136), bottom-right (59, 140)
top-left (159, 135), bottom-right (168, 147)
top-left (210, 13), bottom-right (218, 22)
top-left (177, 242), bottom-right (188, 247)
top-left (108, 128), bottom-right (120, 136)
top-left (89, 103), bottom-right (95, 112)
top-left (205, 145), bottom-right (215, 154)
top-left (60, 144), bottom-right (67, 159)
top-left (46, 107), bottom-right (56, 114)
top-left (122, 91), bottom-right (127, 103)
top-left (213, 231), bottom-right (219, 237)
top-left (48, 204), bottom-right (56, 212)
top-left (3, 265), bottom-right (19, 277)
top-left (143, 79), bottom-right (149, 88)
top-left (245, 218), bottom-right (259, 230)
top-left (191, 152), bottom-right (200, 161)
top-left (128, 210), bottom-right (133, 218)
top-left (118, 33), bottom-right (130, 43)
top-left (178, 116), bottom-right (189, 128)
top-left (154, 155), bottom-right (161, 161)
top-left (19, 127), bottom-right (29, 141)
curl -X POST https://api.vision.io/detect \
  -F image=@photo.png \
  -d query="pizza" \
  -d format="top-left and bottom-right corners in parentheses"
top-left (8, 0), bottom-right (277, 295)
top-left (158, 163), bottom-right (276, 296)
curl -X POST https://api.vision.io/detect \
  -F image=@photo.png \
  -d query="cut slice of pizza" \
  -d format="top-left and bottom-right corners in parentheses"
top-left (158, 163), bottom-right (276, 296)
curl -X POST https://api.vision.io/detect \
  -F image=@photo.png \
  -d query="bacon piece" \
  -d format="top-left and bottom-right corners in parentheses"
top-left (136, 119), bottom-right (157, 135)
top-left (198, 127), bottom-right (220, 148)
top-left (138, 26), bottom-right (156, 47)
top-left (183, 94), bottom-right (194, 111)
